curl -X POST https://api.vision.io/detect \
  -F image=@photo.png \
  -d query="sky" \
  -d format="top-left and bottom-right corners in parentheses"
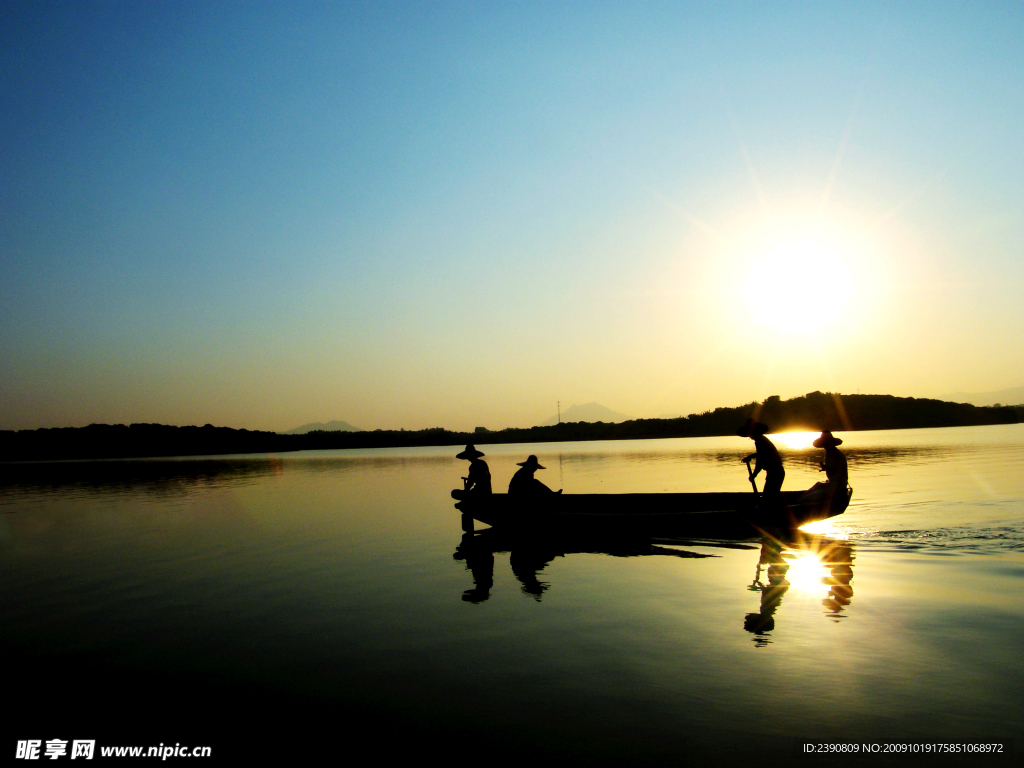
top-left (2, 1), bottom-right (1023, 432)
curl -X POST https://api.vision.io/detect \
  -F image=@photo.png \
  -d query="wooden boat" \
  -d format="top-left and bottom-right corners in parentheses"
top-left (452, 482), bottom-right (852, 537)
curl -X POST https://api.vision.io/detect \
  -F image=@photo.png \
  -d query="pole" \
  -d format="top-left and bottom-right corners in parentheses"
top-left (744, 457), bottom-right (760, 498)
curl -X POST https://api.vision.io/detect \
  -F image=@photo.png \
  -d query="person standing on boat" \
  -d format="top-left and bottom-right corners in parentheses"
top-left (457, 444), bottom-right (492, 496)
top-left (738, 418), bottom-right (785, 497)
top-left (813, 430), bottom-right (848, 488)
top-left (508, 455), bottom-right (561, 496)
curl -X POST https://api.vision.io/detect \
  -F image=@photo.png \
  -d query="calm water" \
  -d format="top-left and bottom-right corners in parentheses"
top-left (2, 425), bottom-right (1022, 764)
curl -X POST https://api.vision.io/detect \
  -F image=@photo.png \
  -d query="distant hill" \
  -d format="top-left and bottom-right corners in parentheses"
top-left (282, 420), bottom-right (362, 434)
top-left (543, 403), bottom-right (630, 426)
top-left (943, 385), bottom-right (1024, 407)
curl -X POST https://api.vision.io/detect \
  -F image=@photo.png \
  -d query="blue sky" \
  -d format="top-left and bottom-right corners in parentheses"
top-left (2, 1), bottom-right (1022, 431)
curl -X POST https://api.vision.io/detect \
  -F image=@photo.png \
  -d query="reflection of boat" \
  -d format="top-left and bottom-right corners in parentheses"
top-left (452, 483), bottom-right (851, 536)
top-left (453, 524), bottom-right (743, 602)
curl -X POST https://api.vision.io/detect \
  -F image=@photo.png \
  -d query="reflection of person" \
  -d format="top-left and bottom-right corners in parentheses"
top-left (738, 419), bottom-right (785, 496)
top-left (456, 444), bottom-right (491, 496)
top-left (508, 455), bottom-right (561, 496)
top-left (452, 531), bottom-right (494, 603)
top-left (510, 546), bottom-right (558, 601)
top-left (455, 529), bottom-right (716, 603)
top-left (744, 539), bottom-right (790, 644)
top-left (822, 542), bottom-right (854, 617)
top-left (813, 430), bottom-right (848, 488)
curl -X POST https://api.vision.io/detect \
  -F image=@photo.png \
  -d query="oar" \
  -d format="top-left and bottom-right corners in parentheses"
top-left (744, 457), bottom-right (760, 498)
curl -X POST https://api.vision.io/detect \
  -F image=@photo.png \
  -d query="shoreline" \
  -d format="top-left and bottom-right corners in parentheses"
top-left (2, 392), bottom-right (1019, 464)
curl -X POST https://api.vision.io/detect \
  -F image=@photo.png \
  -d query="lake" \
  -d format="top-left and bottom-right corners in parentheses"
top-left (2, 424), bottom-right (1022, 764)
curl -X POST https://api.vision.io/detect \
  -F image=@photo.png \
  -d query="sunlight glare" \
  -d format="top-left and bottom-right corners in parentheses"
top-left (799, 519), bottom-right (850, 539)
top-left (782, 551), bottom-right (830, 595)
top-left (770, 431), bottom-right (819, 450)
top-left (742, 240), bottom-right (852, 334)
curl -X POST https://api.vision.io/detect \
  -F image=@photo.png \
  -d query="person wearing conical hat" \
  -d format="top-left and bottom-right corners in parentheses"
top-left (813, 430), bottom-right (847, 487)
top-left (456, 444), bottom-right (491, 496)
top-left (737, 418), bottom-right (785, 497)
top-left (508, 455), bottom-right (561, 496)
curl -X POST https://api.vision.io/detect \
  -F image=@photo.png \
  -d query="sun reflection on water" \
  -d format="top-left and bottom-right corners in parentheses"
top-left (745, 532), bottom-right (857, 645)
top-left (770, 431), bottom-right (820, 450)
top-left (782, 550), bottom-right (831, 595)
top-left (799, 518), bottom-right (849, 539)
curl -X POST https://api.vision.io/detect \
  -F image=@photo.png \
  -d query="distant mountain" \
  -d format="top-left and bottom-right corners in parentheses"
top-left (943, 385), bottom-right (1024, 407)
top-left (282, 420), bottom-right (362, 435)
top-left (543, 402), bottom-right (630, 426)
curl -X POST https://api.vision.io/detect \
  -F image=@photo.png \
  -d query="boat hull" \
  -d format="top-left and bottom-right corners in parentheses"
top-left (453, 483), bottom-right (852, 536)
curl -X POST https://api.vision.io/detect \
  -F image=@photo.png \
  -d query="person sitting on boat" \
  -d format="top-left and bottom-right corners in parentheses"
top-left (457, 444), bottom-right (492, 496)
top-left (508, 455), bottom-right (561, 496)
top-left (813, 430), bottom-right (848, 487)
top-left (738, 418), bottom-right (785, 497)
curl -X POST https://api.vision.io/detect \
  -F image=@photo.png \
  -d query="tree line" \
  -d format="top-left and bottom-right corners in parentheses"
top-left (1, 392), bottom-right (1019, 462)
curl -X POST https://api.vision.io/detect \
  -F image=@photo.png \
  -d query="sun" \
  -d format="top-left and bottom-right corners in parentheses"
top-left (741, 240), bottom-right (853, 334)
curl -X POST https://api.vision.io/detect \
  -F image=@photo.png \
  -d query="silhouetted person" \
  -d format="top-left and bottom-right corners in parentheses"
top-left (738, 418), bottom-right (784, 497)
top-left (457, 444), bottom-right (491, 496)
top-left (813, 430), bottom-right (848, 488)
top-left (508, 455), bottom-right (561, 496)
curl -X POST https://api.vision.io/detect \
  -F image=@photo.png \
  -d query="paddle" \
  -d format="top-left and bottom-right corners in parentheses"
top-left (743, 457), bottom-right (760, 498)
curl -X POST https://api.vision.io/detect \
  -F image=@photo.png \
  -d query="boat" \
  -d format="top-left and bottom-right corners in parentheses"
top-left (452, 482), bottom-right (852, 537)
